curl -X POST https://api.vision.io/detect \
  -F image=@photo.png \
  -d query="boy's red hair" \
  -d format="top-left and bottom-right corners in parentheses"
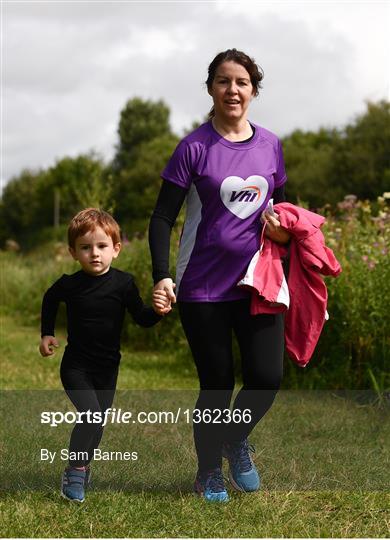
top-left (68, 208), bottom-right (121, 248)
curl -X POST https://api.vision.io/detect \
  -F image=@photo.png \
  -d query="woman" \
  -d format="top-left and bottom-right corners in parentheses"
top-left (149, 48), bottom-right (290, 502)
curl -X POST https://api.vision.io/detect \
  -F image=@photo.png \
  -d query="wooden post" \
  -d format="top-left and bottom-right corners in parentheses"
top-left (54, 189), bottom-right (60, 228)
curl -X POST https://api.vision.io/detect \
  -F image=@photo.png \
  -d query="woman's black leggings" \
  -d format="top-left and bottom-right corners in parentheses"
top-left (60, 364), bottom-right (118, 467)
top-left (178, 299), bottom-right (284, 472)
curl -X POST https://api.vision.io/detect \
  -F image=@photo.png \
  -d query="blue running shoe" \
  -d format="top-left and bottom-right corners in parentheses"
top-left (223, 439), bottom-right (260, 492)
top-left (61, 467), bottom-right (86, 502)
top-left (194, 468), bottom-right (229, 502)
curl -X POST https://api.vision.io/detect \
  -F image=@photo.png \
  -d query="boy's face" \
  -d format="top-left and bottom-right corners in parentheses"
top-left (69, 226), bottom-right (121, 276)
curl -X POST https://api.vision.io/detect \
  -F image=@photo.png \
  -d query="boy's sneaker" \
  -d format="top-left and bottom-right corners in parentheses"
top-left (194, 468), bottom-right (229, 502)
top-left (61, 467), bottom-right (86, 502)
top-left (223, 439), bottom-right (260, 492)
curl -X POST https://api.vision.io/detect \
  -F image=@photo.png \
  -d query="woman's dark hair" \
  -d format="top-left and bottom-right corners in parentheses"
top-left (206, 48), bottom-right (264, 119)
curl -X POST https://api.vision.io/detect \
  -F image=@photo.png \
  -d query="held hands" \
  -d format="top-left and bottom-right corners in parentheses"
top-left (263, 213), bottom-right (291, 244)
top-left (39, 335), bottom-right (59, 357)
top-left (152, 278), bottom-right (176, 315)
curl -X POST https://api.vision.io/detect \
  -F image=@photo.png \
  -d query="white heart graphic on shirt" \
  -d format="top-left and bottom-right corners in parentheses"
top-left (220, 175), bottom-right (269, 219)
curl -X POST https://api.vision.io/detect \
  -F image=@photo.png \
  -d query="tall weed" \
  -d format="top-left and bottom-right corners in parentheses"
top-left (285, 194), bottom-right (389, 390)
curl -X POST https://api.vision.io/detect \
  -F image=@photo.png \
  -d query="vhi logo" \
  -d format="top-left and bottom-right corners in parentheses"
top-left (230, 186), bottom-right (261, 203)
top-left (220, 175), bottom-right (269, 219)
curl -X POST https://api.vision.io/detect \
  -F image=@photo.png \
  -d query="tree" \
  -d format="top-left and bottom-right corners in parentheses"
top-left (113, 97), bottom-right (172, 171)
top-left (0, 169), bottom-right (44, 245)
top-left (113, 133), bottom-right (179, 235)
top-left (330, 100), bottom-right (390, 200)
top-left (282, 128), bottom-right (341, 207)
top-left (0, 153), bottom-right (108, 248)
top-left (282, 100), bottom-right (390, 207)
top-left (110, 97), bottom-right (177, 235)
top-left (35, 152), bottom-right (108, 226)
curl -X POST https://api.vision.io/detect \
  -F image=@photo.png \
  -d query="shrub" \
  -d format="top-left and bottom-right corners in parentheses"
top-left (284, 194), bottom-right (390, 390)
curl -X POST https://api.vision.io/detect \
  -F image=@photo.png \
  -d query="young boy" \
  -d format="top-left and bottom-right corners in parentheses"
top-left (39, 208), bottom-right (169, 502)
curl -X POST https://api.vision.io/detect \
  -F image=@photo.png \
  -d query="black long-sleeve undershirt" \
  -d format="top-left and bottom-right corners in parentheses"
top-left (41, 267), bottom-right (161, 369)
top-left (148, 180), bottom-right (286, 284)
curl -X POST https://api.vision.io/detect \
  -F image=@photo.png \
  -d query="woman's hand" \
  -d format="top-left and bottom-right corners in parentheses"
top-left (153, 278), bottom-right (176, 315)
top-left (39, 335), bottom-right (59, 357)
top-left (263, 214), bottom-right (291, 244)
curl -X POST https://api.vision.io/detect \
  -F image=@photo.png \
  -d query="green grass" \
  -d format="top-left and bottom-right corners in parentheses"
top-left (1, 313), bottom-right (389, 538)
top-left (0, 314), bottom-right (197, 390)
top-left (1, 490), bottom-right (388, 538)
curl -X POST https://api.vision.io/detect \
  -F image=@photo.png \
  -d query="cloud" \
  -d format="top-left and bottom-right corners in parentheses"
top-left (2, 1), bottom-right (388, 186)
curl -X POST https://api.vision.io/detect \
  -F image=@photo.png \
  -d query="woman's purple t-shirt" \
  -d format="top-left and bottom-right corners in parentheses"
top-left (161, 121), bottom-right (287, 302)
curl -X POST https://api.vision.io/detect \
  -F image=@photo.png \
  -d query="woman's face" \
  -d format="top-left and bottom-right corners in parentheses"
top-left (208, 61), bottom-right (255, 122)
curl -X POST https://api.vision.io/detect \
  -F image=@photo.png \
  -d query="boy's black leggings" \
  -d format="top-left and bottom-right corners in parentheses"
top-left (178, 299), bottom-right (284, 472)
top-left (60, 364), bottom-right (118, 467)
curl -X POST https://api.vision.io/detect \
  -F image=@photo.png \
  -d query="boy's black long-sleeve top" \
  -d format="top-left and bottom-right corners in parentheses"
top-left (41, 267), bottom-right (161, 370)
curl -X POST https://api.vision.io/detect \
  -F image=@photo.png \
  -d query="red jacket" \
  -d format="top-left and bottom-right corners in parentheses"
top-left (238, 203), bottom-right (342, 367)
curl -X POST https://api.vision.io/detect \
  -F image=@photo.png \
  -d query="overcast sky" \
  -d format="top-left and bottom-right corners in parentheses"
top-left (2, 0), bottom-right (389, 188)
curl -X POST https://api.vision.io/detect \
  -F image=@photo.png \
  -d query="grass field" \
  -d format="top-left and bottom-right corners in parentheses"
top-left (0, 314), bottom-right (389, 538)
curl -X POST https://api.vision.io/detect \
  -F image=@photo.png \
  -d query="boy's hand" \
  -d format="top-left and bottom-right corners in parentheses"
top-left (152, 289), bottom-right (172, 316)
top-left (39, 336), bottom-right (59, 357)
top-left (153, 278), bottom-right (176, 316)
